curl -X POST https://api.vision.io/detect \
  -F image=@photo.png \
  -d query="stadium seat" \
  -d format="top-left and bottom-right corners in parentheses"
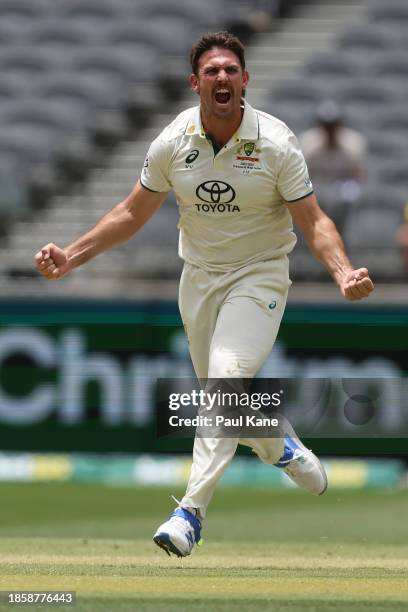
top-left (0, 156), bottom-right (30, 226)
top-left (312, 183), bottom-right (357, 232)
top-left (308, 48), bottom-right (384, 79)
top-left (336, 80), bottom-right (403, 109)
top-left (139, 0), bottom-right (223, 30)
top-left (343, 106), bottom-right (377, 135)
top-left (32, 73), bottom-right (127, 112)
top-left (0, 73), bottom-right (32, 100)
top-left (69, 46), bottom-right (160, 84)
top-left (0, 21), bottom-right (30, 45)
top-left (397, 29), bottom-right (408, 48)
top-left (343, 206), bottom-right (404, 280)
top-left (59, 0), bottom-right (131, 20)
top-left (0, 97), bottom-right (92, 133)
top-left (0, 118), bottom-right (96, 188)
top-left (27, 18), bottom-right (104, 49)
top-left (367, 132), bottom-right (408, 163)
top-left (303, 52), bottom-right (364, 78)
top-left (375, 106), bottom-right (408, 134)
top-left (259, 100), bottom-right (316, 134)
top-left (289, 243), bottom-right (327, 281)
top-left (127, 192), bottom-right (179, 248)
top-left (0, 0), bottom-right (235, 242)
top-left (0, 0), bottom-right (51, 21)
top-left (269, 78), bottom-right (329, 105)
top-left (336, 23), bottom-right (400, 51)
top-left (0, 46), bottom-right (70, 77)
top-left (0, 125), bottom-right (62, 165)
top-left (55, 134), bottom-right (101, 183)
top-left (352, 184), bottom-right (407, 213)
top-left (376, 161), bottom-right (408, 190)
top-left (124, 191), bottom-right (181, 278)
top-left (344, 205), bottom-right (403, 245)
top-left (370, 2), bottom-right (408, 25)
top-left (373, 52), bottom-right (408, 80)
top-left (98, 20), bottom-right (192, 57)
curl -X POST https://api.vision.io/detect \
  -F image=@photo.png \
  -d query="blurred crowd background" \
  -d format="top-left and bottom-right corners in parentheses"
top-left (0, 0), bottom-right (407, 293)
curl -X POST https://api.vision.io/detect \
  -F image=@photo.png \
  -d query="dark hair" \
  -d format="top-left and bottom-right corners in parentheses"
top-left (190, 31), bottom-right (245, 76)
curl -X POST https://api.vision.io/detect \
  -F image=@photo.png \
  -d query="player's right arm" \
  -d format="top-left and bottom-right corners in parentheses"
top-left (34, 181), bottom-right (167, 280)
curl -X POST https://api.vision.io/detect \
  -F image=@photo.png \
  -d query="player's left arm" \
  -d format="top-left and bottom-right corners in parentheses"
top-left (286, 193), bottom-right (374, 301)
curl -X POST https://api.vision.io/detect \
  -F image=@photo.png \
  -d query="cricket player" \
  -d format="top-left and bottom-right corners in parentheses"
top-left (35, 32), bottom-right (374, 558)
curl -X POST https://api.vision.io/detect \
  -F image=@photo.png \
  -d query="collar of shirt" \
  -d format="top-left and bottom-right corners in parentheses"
top-left (184, 99), bottom-right (259, 144)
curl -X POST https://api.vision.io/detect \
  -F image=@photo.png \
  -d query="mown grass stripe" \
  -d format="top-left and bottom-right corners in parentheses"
top-left (0, 575), bottom-right (407, 600)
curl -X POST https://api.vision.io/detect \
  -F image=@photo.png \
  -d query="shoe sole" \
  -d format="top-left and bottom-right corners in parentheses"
top-left (278, 415), bottom-right (328, 496)
top-left (153, 533), bottom-right (185, 558)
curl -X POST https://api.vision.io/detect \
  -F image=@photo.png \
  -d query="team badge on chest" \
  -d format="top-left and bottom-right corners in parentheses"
top-left (244, 142), bottom-right (255, 156)
top-left (233, 142), bottom-right (262, 173)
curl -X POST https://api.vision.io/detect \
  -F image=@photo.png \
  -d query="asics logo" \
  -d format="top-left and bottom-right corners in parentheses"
top-left (185, 149), bottom-right (199, 164)
top-left (185, 531), bottom-right (194, 545)
top-left (196, 181), bottom-right (236, 204)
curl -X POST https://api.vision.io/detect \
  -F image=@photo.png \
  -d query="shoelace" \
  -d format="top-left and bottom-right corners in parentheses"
top-left (171, 494), bottom-right (198, 518)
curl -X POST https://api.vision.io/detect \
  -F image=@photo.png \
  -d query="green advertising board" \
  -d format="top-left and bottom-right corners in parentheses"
top-left (0, 298), bottom-right (407, 456)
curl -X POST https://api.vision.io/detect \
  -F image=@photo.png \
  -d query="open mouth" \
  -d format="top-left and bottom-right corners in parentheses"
top-left (214, 89), bottom-right (231, 104)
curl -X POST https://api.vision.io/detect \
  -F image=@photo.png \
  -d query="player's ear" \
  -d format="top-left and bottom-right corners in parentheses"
top-left (189, 73), bottom-right (199, 94)
top-left (242, 70), bottom-right (249, 91)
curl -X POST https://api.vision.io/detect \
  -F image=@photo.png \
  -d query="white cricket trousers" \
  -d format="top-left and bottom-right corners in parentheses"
top-left (178, 257), bottom-right (291, 518)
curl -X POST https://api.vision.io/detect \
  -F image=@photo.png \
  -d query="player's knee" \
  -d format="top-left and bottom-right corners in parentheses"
top-left (208, 346), bottom-right (256, 378)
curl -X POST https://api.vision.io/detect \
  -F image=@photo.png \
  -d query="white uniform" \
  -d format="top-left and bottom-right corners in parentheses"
top-left (141, 101), bottom-right (313, 517)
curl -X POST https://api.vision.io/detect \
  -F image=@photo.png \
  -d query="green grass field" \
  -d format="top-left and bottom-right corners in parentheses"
top-left (0, 482), bottom-right (407, 611)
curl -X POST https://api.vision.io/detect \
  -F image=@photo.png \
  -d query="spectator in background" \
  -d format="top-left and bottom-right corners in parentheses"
top-left (299, 100), bottom-right (367, 229)
top-left (299, 100), bottom-right (367, 185)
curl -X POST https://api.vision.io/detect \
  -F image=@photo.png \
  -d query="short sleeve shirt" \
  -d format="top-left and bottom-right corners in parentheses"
top-left (141, 101), bottom-right (313, 272)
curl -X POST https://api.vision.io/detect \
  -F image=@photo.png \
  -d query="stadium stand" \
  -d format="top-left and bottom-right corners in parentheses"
top-left (370, 1), bottom-right (408, 25)
top-left (0, 0), bottom-right (407, 289)
top-left (0, 1), bottom-right (293, 264)
top-left (342, 206), bottom-right (404, 280)
top-left (336, 22), bottom-right (404, 51)
top-left (262, 0), bottom-right (408, 282)
top-left (0, 0), bottom-right (256, 217)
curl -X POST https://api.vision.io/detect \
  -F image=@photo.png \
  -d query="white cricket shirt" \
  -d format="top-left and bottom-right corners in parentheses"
top-left (140, 100), bottom-right (313, 272)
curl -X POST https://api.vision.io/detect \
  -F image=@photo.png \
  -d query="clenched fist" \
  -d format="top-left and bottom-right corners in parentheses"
top-left (340, 267), bottom-right (374, 301)
top-left (34, 243), bottom-right (71, 280)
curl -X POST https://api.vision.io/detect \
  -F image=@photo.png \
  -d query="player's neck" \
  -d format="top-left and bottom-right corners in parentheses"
top-left (200, 107), bottom-right (243, 148)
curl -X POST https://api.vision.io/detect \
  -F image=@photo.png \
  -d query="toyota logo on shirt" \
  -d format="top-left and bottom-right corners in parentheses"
top-left (196, 181), bottom-right (236, 204)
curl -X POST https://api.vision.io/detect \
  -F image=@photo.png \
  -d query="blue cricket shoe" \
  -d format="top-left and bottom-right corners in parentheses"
top-left (274, 418), bottom-right (328, 495)
top-left (153, 507), bottom-right (202, 558)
